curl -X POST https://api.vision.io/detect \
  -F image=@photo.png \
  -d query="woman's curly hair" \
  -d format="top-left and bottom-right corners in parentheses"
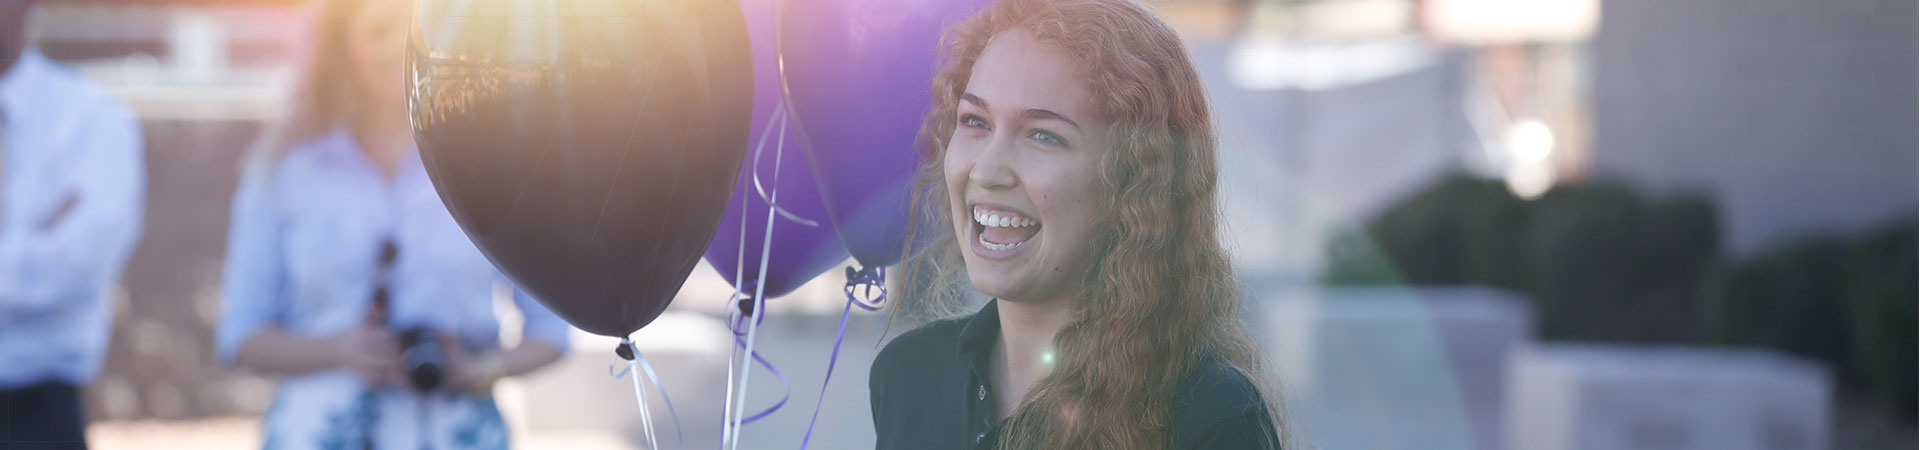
top-left (895, 0), bottom-right (1290, 447)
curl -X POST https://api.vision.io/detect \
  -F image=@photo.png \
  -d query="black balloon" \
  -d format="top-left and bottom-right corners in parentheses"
top-left (406, 0), bottom-right (753, 337)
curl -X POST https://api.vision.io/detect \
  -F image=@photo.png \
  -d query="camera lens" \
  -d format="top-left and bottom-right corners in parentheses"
top-left (400, 328), bottom-right (446, 391)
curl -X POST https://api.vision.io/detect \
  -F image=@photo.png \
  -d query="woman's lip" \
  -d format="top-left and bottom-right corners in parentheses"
top-left (970, 222), bottom-right (1035, 260)
top-left (967, 225), bottom-right (1029, 259)
top-left (964, 200), bottom-right (1039, 260)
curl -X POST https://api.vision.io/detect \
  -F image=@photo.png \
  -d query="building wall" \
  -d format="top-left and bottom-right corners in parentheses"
top-left (1589, 0), bottom-right (1917, 254)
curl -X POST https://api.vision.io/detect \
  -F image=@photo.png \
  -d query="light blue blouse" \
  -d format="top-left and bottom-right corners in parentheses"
top-left (0, 47), bottom-right (146, 389)
top-left (217, 129), bottom-right (571, 449)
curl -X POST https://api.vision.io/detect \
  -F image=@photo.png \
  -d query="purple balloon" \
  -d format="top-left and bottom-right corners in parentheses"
top-left (776, 0), bottom-right (990, 267)
top-left (704, 0), bottom-right (851, 299)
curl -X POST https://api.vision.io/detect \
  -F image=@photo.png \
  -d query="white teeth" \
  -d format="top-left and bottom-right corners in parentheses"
top-left (971, 207), bottom-right (1039, 228)
top-left (979, 232), bottom-right (1024, 251)
top-left (972, 206), bottom-right (1038, 252)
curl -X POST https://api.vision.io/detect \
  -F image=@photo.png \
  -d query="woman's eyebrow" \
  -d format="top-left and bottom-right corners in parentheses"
top-left (963, 92), bottom-right (1081, 130)
top-left (1021, 109), bottom-right (1081, 130)
top-left (962, 92), bottom-right (989, 109)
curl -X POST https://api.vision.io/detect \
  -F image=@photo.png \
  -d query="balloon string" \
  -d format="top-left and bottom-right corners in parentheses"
top-left (721, 326), bottom-right (737, 446)
top-left (723, 97), bottom-right (784, 447)
top-left (722, 120), bottom-right (751, 449)
top-left (611, 340), bottom-right (686, 448)
top-left (733, 338), bottom-right (792, 424)
top-left (730, 108), bottom-right (789, 450)
top-left (749, 104), bottom-right (817, 227)
top-left (799, 265), bottom-right (886, 449)
top-left (632, 358), bottom-right (656, 450)
top-left (636, 348), bottom-right (685, 446)
top-left (724, 307), bottom-right (793, 424)
top-left (842, 265), bottom-right (888, 310)
top-left (612, 339), bottom-right (662, 450)
top-left (637, 357), bottom-right (660, 450)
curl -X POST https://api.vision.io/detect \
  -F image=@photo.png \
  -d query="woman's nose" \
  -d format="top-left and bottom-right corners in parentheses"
top-left (969, 136), bottom-right (1019, 190)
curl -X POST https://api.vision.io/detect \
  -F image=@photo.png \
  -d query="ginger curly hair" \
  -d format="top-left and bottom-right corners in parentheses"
top-left (896, 0), bottom-right (1290, 447)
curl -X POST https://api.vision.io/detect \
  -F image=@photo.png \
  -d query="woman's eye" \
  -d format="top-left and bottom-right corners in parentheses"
top-left (960, 114), bottom-right (988, 130)
top-left (1029, 129), bottom-right (1067, 147)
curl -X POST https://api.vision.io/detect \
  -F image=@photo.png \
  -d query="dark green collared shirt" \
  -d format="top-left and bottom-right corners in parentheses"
top-left (869, 300), bottom-right (1282, 449)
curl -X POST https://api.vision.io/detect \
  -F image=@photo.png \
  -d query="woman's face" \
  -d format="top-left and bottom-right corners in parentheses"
top-left (347, 0), bottom-right (409, 117)
top-left (945, 29), bottom-right (1108, 304)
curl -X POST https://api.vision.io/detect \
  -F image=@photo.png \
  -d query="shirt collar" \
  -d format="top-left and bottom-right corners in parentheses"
top-left (317, 127), bottom-right (427, 177)
top-left (314, 128), bottom-right (364, 162)
top-left (956, 299), bottom-right (1001, 358)
top-left (0, 46), bottom-right (48, 122)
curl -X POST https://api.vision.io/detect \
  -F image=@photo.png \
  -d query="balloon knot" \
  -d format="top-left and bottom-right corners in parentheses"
top-left (843, 265), bottom-right (887, 308)
top-left (615, 339), bottom-right (635, 361)
top-left (737, 295), bottom-right (757, 317)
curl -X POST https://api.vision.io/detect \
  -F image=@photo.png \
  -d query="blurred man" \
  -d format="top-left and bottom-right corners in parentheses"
top-left (0, 0), bottom-right (147, 448)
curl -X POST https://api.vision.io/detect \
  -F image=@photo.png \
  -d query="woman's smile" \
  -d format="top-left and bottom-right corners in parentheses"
top-left (970, 204), bottom-right (1043, 257)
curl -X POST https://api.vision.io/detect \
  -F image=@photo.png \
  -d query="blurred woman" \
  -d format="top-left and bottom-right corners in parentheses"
top-left (869, 0), bottom-right (1289, 448)
top-left (216, 0), bottom-right (569, 448)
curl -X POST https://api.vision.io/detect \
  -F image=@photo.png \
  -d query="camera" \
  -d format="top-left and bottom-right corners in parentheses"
top-left (371, 241), bottom-right (448, 393)
top-left (398, 327), bottom-right (446, 392)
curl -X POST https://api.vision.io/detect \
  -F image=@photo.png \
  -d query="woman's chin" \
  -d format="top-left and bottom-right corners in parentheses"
top-left (966, 275), bottom-right (1023, 302)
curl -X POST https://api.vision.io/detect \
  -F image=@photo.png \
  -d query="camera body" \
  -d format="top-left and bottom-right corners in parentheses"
top-left (398, 327), bottom-right (446, 392)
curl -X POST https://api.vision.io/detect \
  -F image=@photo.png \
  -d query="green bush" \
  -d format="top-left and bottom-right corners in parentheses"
top-left (1524, 185), bottom-right (1718, 342)
top-left (1702, 237), bottom-right (1855, 368)
top-left (1703, 219), bottom-right (1916, 417)
top-left (1847, 221), bottom-right (1916, 416)
top-left (1322, 175), bottom-right (1716, 343)
top-left (1320, 227), bottom-right (1405, 286)
top-left (1325, 173), bottom-right (1915, 417)
top-left (1322, 175), bottom-right (1529, 290)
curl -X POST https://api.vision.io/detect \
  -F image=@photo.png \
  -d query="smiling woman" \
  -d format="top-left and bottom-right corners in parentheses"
top-left (867, 0), bottom-right (1288, 449)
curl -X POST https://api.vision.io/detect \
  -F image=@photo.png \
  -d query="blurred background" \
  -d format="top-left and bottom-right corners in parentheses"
top-left (11, 0), bottom-right (1913, 448)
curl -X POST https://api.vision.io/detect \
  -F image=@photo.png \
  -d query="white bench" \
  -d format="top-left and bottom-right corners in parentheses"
top-left (1261, 287), bottom-right (1532, 450)
top-left (1505, 344), bottom-right (1832, 450)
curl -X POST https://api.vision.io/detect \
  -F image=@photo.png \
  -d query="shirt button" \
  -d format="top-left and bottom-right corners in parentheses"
top-left (977, 385), bottom-right (987, 401)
